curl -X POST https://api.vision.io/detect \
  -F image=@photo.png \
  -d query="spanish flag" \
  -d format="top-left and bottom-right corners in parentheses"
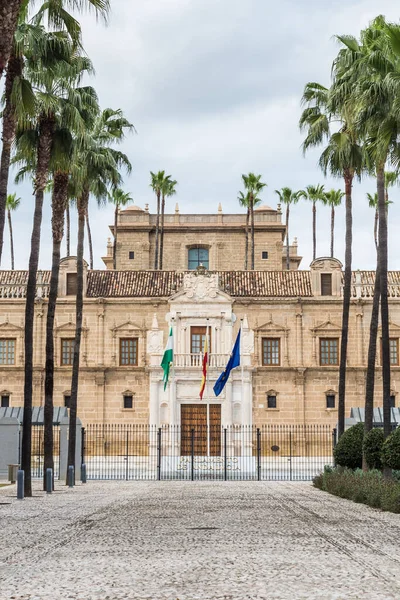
top-left (199, 334), bottom-right (208, 399)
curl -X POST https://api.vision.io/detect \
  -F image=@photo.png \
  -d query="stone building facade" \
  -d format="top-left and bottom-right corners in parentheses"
top-left (0, 203), bottom-right (399, 430)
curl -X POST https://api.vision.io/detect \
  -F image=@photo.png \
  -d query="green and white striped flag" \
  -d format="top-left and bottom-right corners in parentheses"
top-left (161, 327), bottom-right (173, 390)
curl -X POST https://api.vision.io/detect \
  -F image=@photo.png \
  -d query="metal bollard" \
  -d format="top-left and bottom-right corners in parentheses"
top-left (68, 465), bottom-right (74, 488)
top-left (46, 468), bottom-right (53, 494)
top-left (17, 470), bottom-right (24, 500)
top-left (81, 464), bottom-right (87, 484)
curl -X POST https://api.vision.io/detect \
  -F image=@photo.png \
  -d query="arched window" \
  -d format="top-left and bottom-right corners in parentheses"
top-left (188, 247), bottom-right (209, 270)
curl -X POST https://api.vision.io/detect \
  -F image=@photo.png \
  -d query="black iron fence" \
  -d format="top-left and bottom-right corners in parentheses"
top-left (83, 424), bottom-right (335, 481)
top-left (25, 425), bottom-right (61, 479)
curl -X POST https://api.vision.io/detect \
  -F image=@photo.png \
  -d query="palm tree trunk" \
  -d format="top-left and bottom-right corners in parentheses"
top-left (0, 52), bottom-right (22, 265)
top-left (244, 208), bottom-right (249, 270)
top-left (338, 172), bottom-right (353, 438)
top-left (377, 166), bottom-right (391, 442)
top-left (330, 205), bottom-right (335, 258)
top-left (159, 193), bottom-right (165, 270)
top-left (363, 258), bottom-right (380, 470)
top-left (285, 204), bottom-right (290, 270)
top-left (7, 209), bottom-right (14, 270)
top-left (154, 191), bottom-right (160, 269)
top-left (113, 204), bottom-right (118, 270)
top-left (312, 201), bottom-right (316, 261)
top-left (250, 193), bottom-right (255, 270)
top-left (85, 206), bottom-right (93, 270)
top-left (43, 171), bottom-right (68, 490)
top-left (374, 209), bottom-right (378, 253)
top-left (67, 186), bottom-right (88, 479)
top-left (65, 203), bottom-right (70, 257)
top-left (0, 0), bottom-right (22, 80)
top-left (21, 115), bottom-right (55, 497)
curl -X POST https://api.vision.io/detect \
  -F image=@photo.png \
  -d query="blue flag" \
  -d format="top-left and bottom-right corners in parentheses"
top-left (213, 329), bottom-right (241, 397)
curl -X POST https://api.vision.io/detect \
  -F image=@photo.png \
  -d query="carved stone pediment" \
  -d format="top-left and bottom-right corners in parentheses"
top-left (0, 319), bottom-right (23, 332)
top-left (310, 257), bottom-right (343, 271)
top-left (311, 320), bottom-right (341, 335)
top-left (378, 319), bottom-right (400, 334)
top-left (255, 319), bottom-right (288, 334)
top-left (170, 272), bottom-right (231, 304)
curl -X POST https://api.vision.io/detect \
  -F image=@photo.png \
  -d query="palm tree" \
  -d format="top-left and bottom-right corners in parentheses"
top-left (150, 170), bottom-right (166, 270)
top-left (65, 201), bottom-right (71, 256)
top-left (0, 0), bottom-right (23, 80)
top-left (274, 187), bottom-right (304, 270)
top-left (85, 206), bottom-right (94, 269)
top-left (241, 173), bottom-right (267, 270)
top-left (159, 176), bottom-right (177, 270)
top-left (302, 184), bottom-right (325, 261)
top-left (14, 37), bottom-right (97, 497)
top-left (237, 191), bottom-right (250, 270)
top-left (67, 108), bottom-right (132, 479)
top-left (367, 193), bottom-right (379, 251)
top-left (300, 80), bottom-right (365, 438)
top-left (324, 189), bottom-right (344, 258)
top-left (0, 0), bottom-right (109, 267)
top-left (364, 188), bottom-right (394, 453)
top-left (109, 188), bottom-right (133, 270)
top-left (5, 192), bottom-right (20, 269)
top-left (335, 17), bottom-right (400, 443)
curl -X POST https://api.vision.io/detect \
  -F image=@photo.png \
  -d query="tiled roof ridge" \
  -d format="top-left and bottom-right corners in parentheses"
top-left (1, 269), bottom-right (400, 299)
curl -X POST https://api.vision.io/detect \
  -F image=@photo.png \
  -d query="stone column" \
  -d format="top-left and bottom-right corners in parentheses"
top-left (296, 311), bottom-right (303, 367)
top-left (295, 368), bottom-right (306, 426)
top-left (356, 308), bottom-right (364, 366)
top-left (149, 374), bottom-right (159, 425)
top-left (97, 305), bottom-right (105, 366)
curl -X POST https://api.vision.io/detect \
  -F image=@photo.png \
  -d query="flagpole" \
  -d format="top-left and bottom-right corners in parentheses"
top-left (240, 318), bottom-right (244, 419)
top-left (206, 320), bottom-right (210, 457)
top-left (171, 318), bottom-right (175, 427)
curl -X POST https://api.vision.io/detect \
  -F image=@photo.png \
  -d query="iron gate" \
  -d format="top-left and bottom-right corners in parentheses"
top-left (83, 424), bottom-right (335, 481)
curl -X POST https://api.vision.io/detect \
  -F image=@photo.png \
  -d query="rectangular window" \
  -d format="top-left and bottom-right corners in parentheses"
top-left (326, 395), bottom-right (335, 409)
top-left (188, 248), bottom-right (209, 270)
top-left (262, 338), bottom-right (280, 366)
top-left (390, 395), bottom-right (396, 408)
top-left (129, 251), bottom-right (135, 260)
top-left (267, 395), bottom-right (277, 409)
top-left (124, 395), bottom-right (133, 409)
top-left (320, 338), bottom-right (339, 365)
top-left (0, 339), bottom-right (16, 365)
top-left (64, 395), bottom-right (71, 408)
top-left (61, 339), bottom-right (75, 366)
top-left (390, 338), bottom-right (399, 366)
top-left (120, 338), bottom-right (138, 366)
top-left (190, 327), bottom-right (211, 354)
top-left (262, 251), bottom-right (268, 260)
top-left (1, 395), bottom-right (10, 408)
top-left (321, 273), bottom-right (332, 296)
top-left (66, 273), bottom-right (77, 296)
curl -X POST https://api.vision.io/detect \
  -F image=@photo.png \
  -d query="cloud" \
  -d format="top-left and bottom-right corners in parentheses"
top-left (4, 0), bottom-right (400, 272)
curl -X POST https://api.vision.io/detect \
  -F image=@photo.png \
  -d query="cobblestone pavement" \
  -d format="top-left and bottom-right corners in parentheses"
top-left (1, 480), bottom-right (400, 600)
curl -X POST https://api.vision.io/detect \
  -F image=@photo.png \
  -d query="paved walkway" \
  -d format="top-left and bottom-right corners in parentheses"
top-left (1, 481), bottom-right (400, 600)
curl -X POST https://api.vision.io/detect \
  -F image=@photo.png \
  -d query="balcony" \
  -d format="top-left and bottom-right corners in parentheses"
top-left (174, 353), bottom-right (229, 368)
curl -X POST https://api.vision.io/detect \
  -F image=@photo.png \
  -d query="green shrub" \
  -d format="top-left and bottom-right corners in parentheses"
top-left (314, 466), bottom-right (400, 513)
top-left (333, 423), bottom-right (364, 469)
top-left (382, 427), bottom-right (400, 470)
top-left (363, 428), bottom-right (384, 470)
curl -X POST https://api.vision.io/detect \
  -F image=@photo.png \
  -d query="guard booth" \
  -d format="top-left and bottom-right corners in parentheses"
top-left (0, 407), bottom-right (82, 481)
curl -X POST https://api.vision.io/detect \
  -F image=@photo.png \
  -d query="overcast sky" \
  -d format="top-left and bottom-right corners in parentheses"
top-left (5, 0), bottom-right (400, 271)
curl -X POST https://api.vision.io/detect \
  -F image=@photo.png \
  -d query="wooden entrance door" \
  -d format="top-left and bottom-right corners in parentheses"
top-left (181, 404), bottom-right (221, 456)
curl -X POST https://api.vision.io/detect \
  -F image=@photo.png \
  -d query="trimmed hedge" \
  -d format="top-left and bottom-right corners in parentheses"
top-left (333, 423), bottom-right (364, 469)
top-left (382, 427), bottom-right (400, 470)
top-left (363, 427), bottom-right (384, 470)
top-left (313, 467), bottom-right (400, 513)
